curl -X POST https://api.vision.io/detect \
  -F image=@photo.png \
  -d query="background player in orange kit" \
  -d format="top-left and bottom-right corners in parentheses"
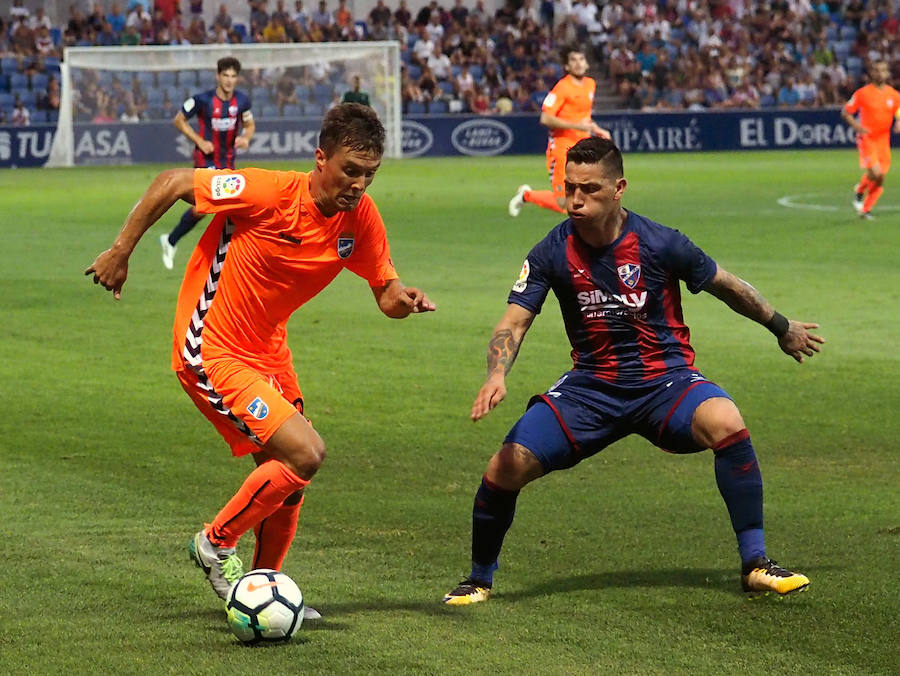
top-left (508, 46), bottom-right (611, 217)
top-left (842, 60), bottom-right (900, 220)
top-left (85, 104), bottom-right (435, 614)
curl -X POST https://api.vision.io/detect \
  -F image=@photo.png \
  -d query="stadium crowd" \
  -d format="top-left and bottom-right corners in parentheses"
top-left (1, 0), bottom-right (899, 123)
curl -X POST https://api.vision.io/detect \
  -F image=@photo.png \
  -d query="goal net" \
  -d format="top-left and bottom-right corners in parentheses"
top-left (47, 42), bottom-right (402, 167)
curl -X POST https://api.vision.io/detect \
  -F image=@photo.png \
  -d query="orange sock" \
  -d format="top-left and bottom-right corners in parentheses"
top-left (523, 189), bottom-right (566, 213)
top-left (856, 174), bottom-right (871, 195)
top-left (862, 185), bottom-right (883, 213)
top-left (252, 492), bottom-right (304, 570)
top-left (207, 459), bottom-right (309, 548)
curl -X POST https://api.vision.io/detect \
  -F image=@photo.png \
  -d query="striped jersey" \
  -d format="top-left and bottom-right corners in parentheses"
top-left (181, 88), bottom-right (253, 169)
top-left (508, 211), bottom-right (717, 383)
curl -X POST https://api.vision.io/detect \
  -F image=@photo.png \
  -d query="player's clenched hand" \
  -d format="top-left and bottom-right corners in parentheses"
top-left (401, 286), bottom-right (436, 314)
top-left (84, 248), bottom-right (129, 300)
top-left (234, 136), bottom-right (250, 150)
top-left (198, 139), bottom-right (214, 155)
top-left (472, 376), bottom-right (506, 421)
top-left (778, 320), bottom-right (825, 363)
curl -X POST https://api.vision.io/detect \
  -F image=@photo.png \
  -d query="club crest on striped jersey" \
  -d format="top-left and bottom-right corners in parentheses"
top-left (211, 174), bottom-right (245, 200)
top-left (617, 263), bottom-right (641, 289)
top-left (247, 397), bottom-right (269, 420)
top-left (337, 234), bottom-right (354, 258)
top-left (512, 259), bottom-right (530, 292)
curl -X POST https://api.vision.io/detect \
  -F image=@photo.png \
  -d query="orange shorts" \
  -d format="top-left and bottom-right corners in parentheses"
top-left (858, 134), bottom-right (891, 173)
top-left (546, 137), bottom-right (576, 200)
top-left (177, 358), bottom-right (304, 457)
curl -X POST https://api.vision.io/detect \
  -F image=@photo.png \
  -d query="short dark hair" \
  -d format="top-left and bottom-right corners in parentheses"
top-left (217, 56), bottom-right (241, 74)
top-left (318, 102), bottom-right (385, 157)
top-left (559, 45), bottom-right (584, 66)
top-left (566, 137), bottom-right (624, 178)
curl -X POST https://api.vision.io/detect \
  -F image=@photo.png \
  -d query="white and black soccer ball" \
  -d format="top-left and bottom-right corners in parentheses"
top-left (225, 569), bottom-right (304, 644)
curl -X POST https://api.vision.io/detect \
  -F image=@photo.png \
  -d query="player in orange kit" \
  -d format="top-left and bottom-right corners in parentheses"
top-left (842, 60), bottom-right (900, 220)
top-left (85, 104), bottom-right (435, 614)
top-left (508, 46), bottom-right (611, 216)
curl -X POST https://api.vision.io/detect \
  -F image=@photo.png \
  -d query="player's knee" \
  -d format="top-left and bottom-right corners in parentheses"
top-left (282, 435), bottom-right (326, 479)
top-left (485, 443), bottom-right (542, 490)
top-left (692, 398), bottom-right (746, 449)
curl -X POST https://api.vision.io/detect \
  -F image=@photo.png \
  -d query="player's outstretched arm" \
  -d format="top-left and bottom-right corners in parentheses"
top-left (371, 278), bottom-right (436, 318)
top-left (703, 266), bottom-right (825, 363)
top-left (84, 168), bottom-right (195, 299)
top-left (472, 303), bottom-right (536, 421)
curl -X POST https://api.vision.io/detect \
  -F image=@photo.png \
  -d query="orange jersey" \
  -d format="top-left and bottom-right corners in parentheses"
top-left (172, 168), bottom-right (397, 374)
top-left (541, 74), bottom-right (596, 143)
top-left (845, 84), bottom-right (900, 139)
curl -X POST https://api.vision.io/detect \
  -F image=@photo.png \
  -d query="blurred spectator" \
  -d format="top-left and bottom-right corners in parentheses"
top-left (450, 0), bottom-right (469, 25)
top-left (394, 0), bottom-right (412, 28)
top-left (417, 65), bottom-right (439, 102)
top-left (276, 70), bottom-right (299, 113)
top-left (293, 0), bottom-right (310, 30)
top-left (334, 0), bottom-right (353, 35)
top-left (11, 96), bottom-right (30, 125)
top-left (455, 63), bottom-right (476, 97)
top-left (342, 74), bottom-right (371, 106)
top-left (263, 15), bottom-right (288, 42)
top-left (107, 3), bottom-right (127, 34)
top-left (126, 5), bottom-right (151, 30)
top-left (777, 75), bottom-right (801, 107)
top-left (39, 75), bottom-right (61, 113)
top-left (10, 0), bottom-right (30, 24)
top-left (120, 102), bottom-right (140, 122)
top-left (427, 44), bottom-right (452, 80)
top-left (28, 7), bottom-right (52, 31)
top-left (369, 0), bottom-right (391, 26)
top-left (311, 1), bottom-right (332, 28)
top-left (213, 4), bottom-right (233, 31)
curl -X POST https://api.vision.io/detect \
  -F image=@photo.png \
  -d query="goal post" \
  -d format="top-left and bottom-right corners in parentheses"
top-left (47, 42), bottom-right (402, 167)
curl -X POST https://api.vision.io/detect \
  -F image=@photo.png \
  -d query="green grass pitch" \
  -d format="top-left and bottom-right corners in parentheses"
top-left (0, 150), bottom-right (897, 674)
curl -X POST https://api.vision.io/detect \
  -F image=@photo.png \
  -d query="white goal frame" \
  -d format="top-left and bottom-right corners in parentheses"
top-left (47, 42), bottom-right (402, 166)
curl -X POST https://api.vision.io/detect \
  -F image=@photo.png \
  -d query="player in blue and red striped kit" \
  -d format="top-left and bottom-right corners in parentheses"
top-left (443, 137), bottom-right (824, 604)
top-left (159, 56), bottom-right (254, 270)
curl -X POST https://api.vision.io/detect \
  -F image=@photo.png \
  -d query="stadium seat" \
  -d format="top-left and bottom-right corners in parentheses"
top-left (0, 92), bottom-right (14, 109)
top-left (407, 100), bottom-right (426, 114)
top-left (354, 20), bottom-right (368, 38)
top-left (295, 84), bottom-right (311, 101)
top-left (0, 57), bottom-right (18, 74)
top-left (450, 64), bottom-right (462, 78)
top-left (137, 71), bottom-right (155, 86)
top-left (156, 71), bottom-right (176, 87)
top-left (824, 25), bottom-right (838, 41)
top-left (14, 90), bottom-right (37, 107)
top-left (233, 23), bottom-right (247, 40)
top-left (282, 104), bottom-right (302, 118)
top-left (47, 109), bottom-right (58, 123)
top-left (407, 64), bottom-right (422, 81)
top-left (44, 56), bottom-right (60, 71)
top-left (261, 104), bottom-right (279, 118)
top-left (312, 82), bottom-right (333, 104)
top-left (251, 86), bottom-right (271, 104)
top-left (10, 73), bottom-right (28, 89)
top-left (400, 50), bottom-right (412, 65)
top-left (145, 106), bottom-right (164, 120)
top-left (146, 89), bottom-right (164, 105)
top-left (50, 27), bottom-right (61, 45)
top-left (839, 25), bottom-right (856, 40)
top-left (428, 99), bottom-right (448, 114)
top-left (31, 109), bottom-right (48, 123)
top-left (31, 73), bottom-right (49, 91)
top-left (469, 64), bottom-right (483, 81)
top-left (438, 80), bottom-right (455, 96)
top-left (304, 102), bottom-right (324, 117)
top-left (833, 40), bottom-right (852, 61)
top-left (760, 94), bottom-right (775, 107)
top-left (846, 56), bottom-right (863, 78)
top-left (0, 74), bottom-right (8, 92)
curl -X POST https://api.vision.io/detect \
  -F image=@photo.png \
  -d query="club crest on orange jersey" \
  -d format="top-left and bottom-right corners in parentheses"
top-left (617, 263), bottom-right (640, 289)
top-left (247, 397), bottom-right (269, 420)
top-left (337, 234), bottom-right (354, 259)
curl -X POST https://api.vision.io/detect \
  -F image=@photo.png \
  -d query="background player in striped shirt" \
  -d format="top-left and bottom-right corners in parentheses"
top-left (842, 60), bottom-right (900, 220)
top-left (444, 137), bottom-right (823, 605)
top-left (508, 47), bottom-right (611, 217)
top-left (87, 104), bottom-right (434, 614)
top-left (159, 56), bottom-right (255, 270)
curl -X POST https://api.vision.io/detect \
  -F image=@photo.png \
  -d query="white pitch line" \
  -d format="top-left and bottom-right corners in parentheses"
top-left (778, 193), bottom-right (900, 211)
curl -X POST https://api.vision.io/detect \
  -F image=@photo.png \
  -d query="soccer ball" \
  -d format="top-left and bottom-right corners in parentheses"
top-left (225, 569), bottom-right (304, 644)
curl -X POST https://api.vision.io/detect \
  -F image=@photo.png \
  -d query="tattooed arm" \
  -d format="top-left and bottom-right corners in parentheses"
top-left (703, 265), bottom-right (824, 363)
top-left (471, 303), bottom-right (537, 421)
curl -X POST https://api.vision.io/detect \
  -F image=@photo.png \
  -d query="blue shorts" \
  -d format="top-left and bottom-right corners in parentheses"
top-left (504, 369), bottom-right (732, 473)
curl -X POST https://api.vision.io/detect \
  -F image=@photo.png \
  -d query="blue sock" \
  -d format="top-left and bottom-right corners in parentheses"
top-left (470, 476), bottom-right (519, 585)
top-left (168, 208), bottom-right (202, 246)
top-left (713, 430), bottom-right (766, 562)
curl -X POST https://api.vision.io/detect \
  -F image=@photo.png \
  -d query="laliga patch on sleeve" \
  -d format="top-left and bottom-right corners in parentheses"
top-left (211, 174), bottom-right (246, 200)
top-left (512, 259), bottom-right (530, 293)
top-left (183, 97), bottom-right (195, 113)
top-left (542, 92), bottom-right (556, 108)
